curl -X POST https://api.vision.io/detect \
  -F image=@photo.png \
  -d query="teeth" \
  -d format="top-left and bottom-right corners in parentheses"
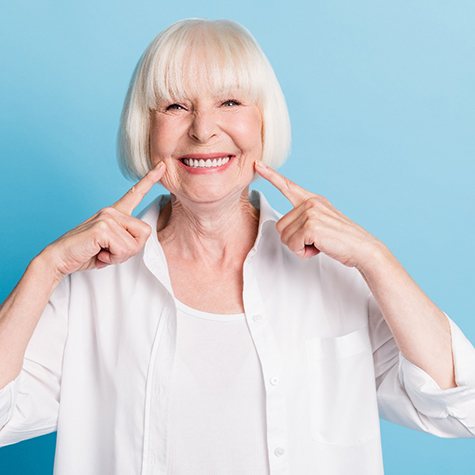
top-left (183, 156), bottom-right (230, 168)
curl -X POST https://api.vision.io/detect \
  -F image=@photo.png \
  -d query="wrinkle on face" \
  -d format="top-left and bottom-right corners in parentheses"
top-left (149, 77), bottom-right (263, 265)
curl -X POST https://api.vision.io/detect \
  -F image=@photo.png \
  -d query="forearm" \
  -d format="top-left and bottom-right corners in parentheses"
top-left (357, 243), bottom-right (456, 389)
top-left (0, 249), bottom-right (63, 389)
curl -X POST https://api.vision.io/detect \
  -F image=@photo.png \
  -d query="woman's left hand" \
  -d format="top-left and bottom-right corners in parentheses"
top-left (254, 161), bottom-right (385, 268)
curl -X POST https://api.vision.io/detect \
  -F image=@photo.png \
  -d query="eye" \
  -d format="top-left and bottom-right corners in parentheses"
top-left (166, 103), bottom-right (186, 111)
top-left (222, 99), bottom-right (241, 107)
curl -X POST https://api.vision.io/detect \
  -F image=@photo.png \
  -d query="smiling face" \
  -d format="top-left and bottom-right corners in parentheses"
top-left (149, 85), bottom-right (263, 204)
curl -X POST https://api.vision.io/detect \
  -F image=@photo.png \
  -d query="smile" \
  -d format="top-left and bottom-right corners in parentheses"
top-left (178, 155), bottom-right (235, 174)
top-left (181, 156), bottom-right (230, 168)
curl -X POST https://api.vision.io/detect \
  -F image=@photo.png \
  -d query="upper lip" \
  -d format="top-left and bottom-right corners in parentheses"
top-left (178, 153), bottom-right (234, 160)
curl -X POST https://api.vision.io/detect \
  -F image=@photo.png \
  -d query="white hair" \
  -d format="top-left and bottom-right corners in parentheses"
top-left (117, 18), bottom-right (292, 180)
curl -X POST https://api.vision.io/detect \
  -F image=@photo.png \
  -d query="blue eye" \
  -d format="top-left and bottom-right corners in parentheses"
top-left (165, 99), bottom-right (241, 111)
top-left (166, 103), bottom-right (186, 111)
top-left (222, 99), bottom-right (241, 107)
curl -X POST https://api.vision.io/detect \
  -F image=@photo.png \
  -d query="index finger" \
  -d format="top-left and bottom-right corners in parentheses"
top-left (113, 161), bottom-right (166, 215)
top-left (254, 161), bottom-right (311, 207)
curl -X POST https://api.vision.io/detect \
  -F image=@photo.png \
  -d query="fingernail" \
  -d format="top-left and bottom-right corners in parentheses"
top-left (255, 161), bottom-right (266, 168)
top-left (151, 162), bottom-right (165, 174)
top-left (148, 163), bottom-right (165, 180)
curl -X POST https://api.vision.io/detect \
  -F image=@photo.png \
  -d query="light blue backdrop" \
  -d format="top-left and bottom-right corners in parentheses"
top-left (1, 1), bottom-right (474, 474)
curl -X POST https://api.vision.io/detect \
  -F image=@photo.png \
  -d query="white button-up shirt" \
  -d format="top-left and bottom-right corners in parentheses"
top-left (1, 189), bottom-right (474, 474)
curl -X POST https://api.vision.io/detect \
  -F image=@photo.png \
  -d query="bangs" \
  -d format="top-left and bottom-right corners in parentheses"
top-left (118, 18), bottom-right (291, 180)
top-left (143, 22), bottom-right (265, 107)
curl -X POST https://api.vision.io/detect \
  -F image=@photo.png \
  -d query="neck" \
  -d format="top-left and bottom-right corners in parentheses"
top-left (156, 187), bottom-right (260, 266)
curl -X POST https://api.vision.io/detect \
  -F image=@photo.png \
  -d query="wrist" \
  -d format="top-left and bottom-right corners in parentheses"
top-left (31, 246), bottom-right (66, 290)
top-left (355, 240), bottom-right (394, 276)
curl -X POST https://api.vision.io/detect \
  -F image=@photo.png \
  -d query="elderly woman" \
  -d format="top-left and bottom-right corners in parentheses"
top-left (0, 18), bottom-right (474, 475)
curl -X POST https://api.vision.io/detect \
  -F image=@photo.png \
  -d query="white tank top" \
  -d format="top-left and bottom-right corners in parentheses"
top-left (166, 297), bottom-right (270, 474)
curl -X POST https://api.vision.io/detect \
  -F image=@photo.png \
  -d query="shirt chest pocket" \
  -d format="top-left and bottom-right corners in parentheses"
top-left (304, 325), bottom-right (380, 446)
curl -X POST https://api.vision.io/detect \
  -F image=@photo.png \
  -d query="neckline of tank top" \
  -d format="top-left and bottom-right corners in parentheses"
top-left (173, 297), bottom-right (246, 322)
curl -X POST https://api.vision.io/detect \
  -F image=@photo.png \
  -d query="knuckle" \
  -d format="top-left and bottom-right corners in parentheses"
top-left (318, 194), bottom-right (332, 206)
top-left (102, 217), bottom-right (116, 228)
top-left (130, 242), bottom-right (143, 258)
top-left (303, 218), bottom-right (315, 231)
top-left (134, 224), bottom-right (152, 245)
top-left (305, 196), bottom-right (326, 208)
top-left (305, 197), bottom-right (319, 208)
top-left (124, 234), bottom-right (143, 255)
top-left (118, 249), bottom-right (130, 261)
top-left (142, 223), bottom-right (152, 237)
top-left (112, 246), bottom-right (128, 261)
top-left (95, 220), bottom-right (110, 233)
top-left (132, 241), bottom-right (144, 254)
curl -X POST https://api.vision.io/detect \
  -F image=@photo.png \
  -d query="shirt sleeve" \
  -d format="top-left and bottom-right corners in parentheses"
top-left (0, 274), bottom-right (70, 447)
top-left (368, 292), bottom-right (475, 438)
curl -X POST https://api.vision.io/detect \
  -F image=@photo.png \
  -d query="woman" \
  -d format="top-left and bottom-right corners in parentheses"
top-left (1, 18), bottom-right (474, 475)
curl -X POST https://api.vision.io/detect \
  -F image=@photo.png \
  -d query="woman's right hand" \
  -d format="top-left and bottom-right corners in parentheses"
top-left (41, 161), bottom-right (166, 281)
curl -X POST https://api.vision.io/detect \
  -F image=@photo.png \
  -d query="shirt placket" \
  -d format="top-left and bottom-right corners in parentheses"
top-left (141, 226), bottom-right (178, 475)
top-left (140, 192), bottom-right (288, 474)
top-left (242, 251), bottom-right (290, 475)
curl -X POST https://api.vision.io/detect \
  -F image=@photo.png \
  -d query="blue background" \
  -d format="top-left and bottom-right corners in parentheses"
top-left (1, 1), bottom-right (474, 473)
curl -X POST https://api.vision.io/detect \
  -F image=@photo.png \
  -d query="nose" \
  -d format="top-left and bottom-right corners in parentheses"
top-left (188, 110), bottom-right (218, 143)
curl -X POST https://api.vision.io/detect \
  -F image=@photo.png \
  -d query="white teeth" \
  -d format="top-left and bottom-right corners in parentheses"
top-left (183, 156), bottom-right (230, 168)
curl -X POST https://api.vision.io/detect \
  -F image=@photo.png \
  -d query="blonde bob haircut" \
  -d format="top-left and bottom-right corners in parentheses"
top-left (117, 18), bottom-right (292, 180)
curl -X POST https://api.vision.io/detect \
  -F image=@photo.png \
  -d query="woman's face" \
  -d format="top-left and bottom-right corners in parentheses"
top-left (149, 86), bottom-right (263, 204)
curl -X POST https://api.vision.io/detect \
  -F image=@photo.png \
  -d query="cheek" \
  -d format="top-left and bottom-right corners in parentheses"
top-left (149, 121), bottom-right (178, 157)
top-left (233, 116), bottom-right (263, 151)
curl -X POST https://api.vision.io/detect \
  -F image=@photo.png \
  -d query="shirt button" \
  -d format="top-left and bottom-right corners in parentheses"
top-left (150, 451), bottom-right (158, 465)
top-left (252, 313), bottom-right (263, 322)
top-left (270, 376), bottom-right (279, 385)
top-left (274, 447), bottom-right (285, 457)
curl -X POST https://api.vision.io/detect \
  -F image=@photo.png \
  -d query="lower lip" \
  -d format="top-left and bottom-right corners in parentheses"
top-left (177, 156), bottom-right (235, 174)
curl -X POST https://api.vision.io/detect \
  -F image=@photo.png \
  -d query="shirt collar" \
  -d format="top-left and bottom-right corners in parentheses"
top-left (138, 189), bottom-right (281, 293)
